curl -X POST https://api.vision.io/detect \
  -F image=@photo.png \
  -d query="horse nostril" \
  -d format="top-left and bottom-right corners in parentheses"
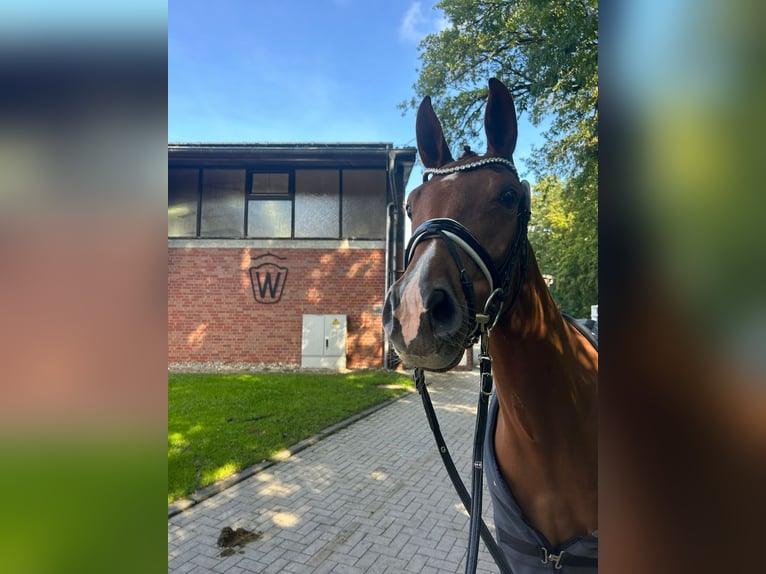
top-left (426, 288), bottom-right (459, 334)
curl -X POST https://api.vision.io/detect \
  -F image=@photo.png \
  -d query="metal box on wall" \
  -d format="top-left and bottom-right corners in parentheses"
top-left (301, 314), bottom-right (347, 369)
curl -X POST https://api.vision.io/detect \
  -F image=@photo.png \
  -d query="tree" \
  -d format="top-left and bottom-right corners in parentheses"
top-left (402, 0), bottom-right (598, 316)
top-left (528, 174), bottom-right (597, 317)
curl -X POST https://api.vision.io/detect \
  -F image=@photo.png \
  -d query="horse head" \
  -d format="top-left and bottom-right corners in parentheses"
top-left (383, 78), bottom-right (531, 371)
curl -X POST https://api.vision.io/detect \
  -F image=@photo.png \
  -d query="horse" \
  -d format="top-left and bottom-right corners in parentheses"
top-left (382, 78), bottom-right (598, 572)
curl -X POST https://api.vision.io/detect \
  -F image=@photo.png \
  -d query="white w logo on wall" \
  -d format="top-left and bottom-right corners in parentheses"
top-left (249, 253), bottom-right (288, 304)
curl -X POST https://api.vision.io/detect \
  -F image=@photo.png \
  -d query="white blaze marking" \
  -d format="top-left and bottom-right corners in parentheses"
top-left (442, 173), bottom-right (460, 182)
top-left (398, 242), bottom-right (436, 347)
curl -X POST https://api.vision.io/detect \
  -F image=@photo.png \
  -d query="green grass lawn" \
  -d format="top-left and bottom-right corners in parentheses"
top-left (168, 370), bottom-right (413, 503)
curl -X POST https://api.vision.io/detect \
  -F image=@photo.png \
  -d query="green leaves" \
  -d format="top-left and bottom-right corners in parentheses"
top-left (528, 171), bottom-right (597, 317)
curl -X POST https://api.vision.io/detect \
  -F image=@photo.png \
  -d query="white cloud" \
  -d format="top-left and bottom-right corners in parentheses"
top-left (399, 1), bottom-right (449, 44)
top-left (399, 2), bottom-right (424, 43)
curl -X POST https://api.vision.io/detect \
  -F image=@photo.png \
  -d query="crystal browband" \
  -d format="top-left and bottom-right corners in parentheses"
top-left (422, 156), bottom-right (518, 180)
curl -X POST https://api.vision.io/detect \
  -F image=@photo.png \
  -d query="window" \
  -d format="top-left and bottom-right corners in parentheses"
top-left (343, 170), bottom-right (387, 239)
top-left (168, 169), bottom-right (199, 237)
top-left (167, 165), bottom-right (389, 240)
top-left (248, 201), bottom-right (292, 237)
top-left (250, 172), bottom-right (289, 195)
top-left (247, 172), bottom-right (292, 238)
top-left (200, 169), bottom-right (245, 237)
top-left (295, 169), bottom-right (339, 238)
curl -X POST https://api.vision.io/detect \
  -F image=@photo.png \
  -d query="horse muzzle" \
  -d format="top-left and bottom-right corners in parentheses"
top-left (382, 254), bottom-right (471, 372)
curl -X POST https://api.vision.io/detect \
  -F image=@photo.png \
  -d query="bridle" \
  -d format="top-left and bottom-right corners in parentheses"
top-left (402, 156), bottom-right (531, 574)
top-left (405, 156), bottom-right (531, 359)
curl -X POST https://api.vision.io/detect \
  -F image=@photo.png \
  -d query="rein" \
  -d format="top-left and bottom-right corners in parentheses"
top-left (404, 157), bottom-right (529, 574)
top-left (413, 328), bottom-right (515, 574)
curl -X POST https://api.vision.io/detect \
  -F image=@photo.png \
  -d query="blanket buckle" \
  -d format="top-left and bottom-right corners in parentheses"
top-left (540, 547), bottom-right (565, 570)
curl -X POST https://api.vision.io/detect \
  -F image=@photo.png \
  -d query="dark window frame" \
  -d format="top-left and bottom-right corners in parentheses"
top-left (168, 164), bottom-right (388, 240)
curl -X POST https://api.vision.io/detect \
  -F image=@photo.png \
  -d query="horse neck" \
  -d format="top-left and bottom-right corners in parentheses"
top-left (489, 244), bottom-right (598, 445)
top-left (487, 244), bottom-right (598, 543)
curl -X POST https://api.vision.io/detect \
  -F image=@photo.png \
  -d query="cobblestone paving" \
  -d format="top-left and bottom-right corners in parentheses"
top-left (168, 371), bottom-right (500, 574)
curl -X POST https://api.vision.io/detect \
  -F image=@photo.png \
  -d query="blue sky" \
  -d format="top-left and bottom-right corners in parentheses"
top-left (168, 0), bottom-right (543, 192)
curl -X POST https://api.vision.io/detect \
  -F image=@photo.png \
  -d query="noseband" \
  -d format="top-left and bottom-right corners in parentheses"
top-left (404, 157), bottom-right (531, 349)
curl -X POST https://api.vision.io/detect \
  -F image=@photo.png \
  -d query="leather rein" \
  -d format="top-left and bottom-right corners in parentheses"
top-left (403, 157), bottom-right (530, 574)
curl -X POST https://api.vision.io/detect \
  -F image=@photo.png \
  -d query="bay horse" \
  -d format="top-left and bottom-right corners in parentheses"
top-left (382, 78), bottom-right (598, 572)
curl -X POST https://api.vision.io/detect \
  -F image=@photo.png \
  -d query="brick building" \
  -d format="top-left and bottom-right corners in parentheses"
top-left (168, 143), bottom-right (416, 369)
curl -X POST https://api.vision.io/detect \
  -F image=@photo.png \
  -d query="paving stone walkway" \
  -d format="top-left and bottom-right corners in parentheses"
top-left (168, 370), bottom-right (501, 574)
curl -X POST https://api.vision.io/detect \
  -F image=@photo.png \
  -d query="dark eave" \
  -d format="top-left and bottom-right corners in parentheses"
top-left (168, 142), bottom-right (416, 173)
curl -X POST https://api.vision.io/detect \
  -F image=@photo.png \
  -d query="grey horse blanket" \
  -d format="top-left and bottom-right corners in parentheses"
top-left (484, 395), bottom-right (598, 572)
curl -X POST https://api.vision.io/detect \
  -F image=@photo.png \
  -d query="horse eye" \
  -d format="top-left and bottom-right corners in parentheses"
top-left (499, 190), bottom-right (517, 208)
top-left (405, 203), bottom-right (412, 219)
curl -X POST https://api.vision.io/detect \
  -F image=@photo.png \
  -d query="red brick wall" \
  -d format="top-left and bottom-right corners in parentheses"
top-left (168, 247), bottom-right (386, 368)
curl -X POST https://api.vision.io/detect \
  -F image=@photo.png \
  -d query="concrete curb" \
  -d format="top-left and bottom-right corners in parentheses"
top-left (168, 390), bottom-right (414, 519)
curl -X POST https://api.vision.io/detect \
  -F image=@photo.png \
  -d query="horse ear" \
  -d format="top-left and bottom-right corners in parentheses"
top-left (416, 96), bottom-right (454, 168)
top-left (484, 78), bottom-right (518, 158)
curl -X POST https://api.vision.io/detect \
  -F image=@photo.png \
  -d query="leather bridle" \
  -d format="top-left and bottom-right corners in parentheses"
top-left (402, 157), bottom-right (531, 574)
top-left (404, 157), bottom-right (531, 355)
